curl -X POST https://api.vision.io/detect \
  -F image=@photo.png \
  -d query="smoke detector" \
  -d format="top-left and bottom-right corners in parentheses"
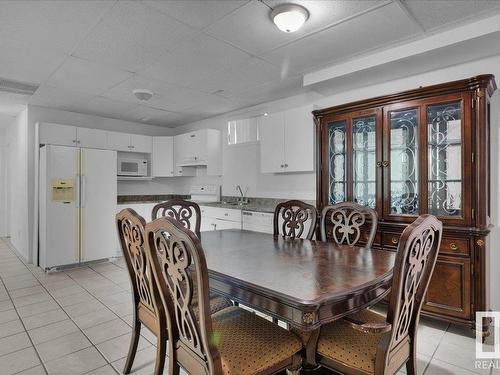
top-left (132, 89), bottom-right (154, 101)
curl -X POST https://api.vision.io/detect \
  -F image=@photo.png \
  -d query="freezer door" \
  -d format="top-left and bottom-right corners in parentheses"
top-left (80, 148), bottom-right (118, 262)
top-left (39, 145), bottom-right (80, 269)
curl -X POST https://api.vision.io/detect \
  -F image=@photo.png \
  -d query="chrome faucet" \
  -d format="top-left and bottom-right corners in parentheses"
top-left (236, 185), bottom-right (249, 205)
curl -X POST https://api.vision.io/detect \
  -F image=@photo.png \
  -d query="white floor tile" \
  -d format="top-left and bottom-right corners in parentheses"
top-left (83, 318), bottom-right (130, 344)
top-left (36, 331), bottom-right (91, 362)
top-left (0, 331), bottom-right (32, 357)
top-left (28, 319), bottom-right (79, 345)
top-left (96, 332), bottom-right (151, 362)
top-left (22, 308), bottom-right (68, 330)
top-left (45, 346), bottom-right (107, 375)
top-left (0, 347), bottom-right (41, 375)
top-left (0, 318), bottom-right (25, 338)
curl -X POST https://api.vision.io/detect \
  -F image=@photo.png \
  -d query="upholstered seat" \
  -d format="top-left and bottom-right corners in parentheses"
top-left (212, 306), bottom-right (303, 375)
top-left (315, 215), bottom-right (443, 375)
top-left (317, 310), bottom-right (386, 374)
top-left (192, 292), bottom-right (234, 319)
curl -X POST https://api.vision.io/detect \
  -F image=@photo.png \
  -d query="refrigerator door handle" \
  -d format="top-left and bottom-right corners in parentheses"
top-left (80, 176), bottom-right (86, 208)
top-left (75, 175), bottom-right (81, 208)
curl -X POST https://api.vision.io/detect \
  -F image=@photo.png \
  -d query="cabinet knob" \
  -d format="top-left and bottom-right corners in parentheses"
top-left (382, 160), bottom-right (390, 167)
top-left (284, 163), bottom-right (288, 167)
top-left (280, 164), bottom-right (284, 168)
top-left (449, 242), bottom-right (459, 250)
top-left (190, 134), bottom-right (196, 138)
top-left (72, 140), bottom-right (76, 143)
top-left (391, 237), bottom-right (398, 244)
top-left (376, 161), bottom-right (382, 167)
top-left (224, 213), bottom-right (228, 216)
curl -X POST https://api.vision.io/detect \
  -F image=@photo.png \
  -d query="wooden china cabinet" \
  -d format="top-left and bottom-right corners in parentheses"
top-left (313, 75), bottom-right (496, 337)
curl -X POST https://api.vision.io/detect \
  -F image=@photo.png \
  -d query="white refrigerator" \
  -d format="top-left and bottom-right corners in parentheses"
top-left (39, 145), bottom-right (118, 270)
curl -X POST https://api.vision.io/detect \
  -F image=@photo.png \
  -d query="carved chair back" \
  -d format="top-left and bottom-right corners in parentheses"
top-left (379, 214), bottom-right (442, 373)
top-left (152, 198), bottom-right (201, 238)
top-left (116, 209), bottom-right (165, 327)
top-left (274, 200), bottom-right (318, 240)
top-left (320, 202), bottom-right (378, 246)
top-left (144, 216), bottom-right (222, 375)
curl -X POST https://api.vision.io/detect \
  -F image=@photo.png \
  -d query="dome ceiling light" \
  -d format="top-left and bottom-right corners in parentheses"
top-left (270, 3), bottom-right (309, 33)
top-left (132, 89), bottom-right (154, 101)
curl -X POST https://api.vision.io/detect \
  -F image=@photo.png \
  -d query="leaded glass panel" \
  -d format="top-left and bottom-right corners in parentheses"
top-left (353, 116), bottom-right (376, 208)
top-left (427, 102), bottom-right (462, 216)
top-left (328, 121), bottom-right (346, 204)
top-left (390, 109), bottom-right (419, 215)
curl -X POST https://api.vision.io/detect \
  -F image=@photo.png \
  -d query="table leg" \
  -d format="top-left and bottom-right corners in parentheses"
top-left (291, 328), bottom-right (321, 373)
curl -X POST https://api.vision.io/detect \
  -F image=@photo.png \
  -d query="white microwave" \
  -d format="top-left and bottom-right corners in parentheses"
top-left (118, 158), bottom-right (148, 176)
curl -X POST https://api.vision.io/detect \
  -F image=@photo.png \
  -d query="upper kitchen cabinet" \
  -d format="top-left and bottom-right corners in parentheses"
top-left (39, 122), bottom-right (78, 147)
top-left (174, 129), bottom-right (222, 176)
top-left (259, 106), bottom-right (314, 173)
top-left (107, 132), bottom-right (152, 153)
top-left (77, 127), bottom-right (108, 149)
top-left (152, 136), bottom-right (174, 177)
top-left (39, 123), bottom-right (108, 150)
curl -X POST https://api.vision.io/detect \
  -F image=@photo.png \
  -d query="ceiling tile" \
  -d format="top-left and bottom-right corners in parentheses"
top-left (263, 2), bottom-right (423, 74)
top-left (0, 1), bottom-right (114, 54)
top-left (0, 39), bottom-right (66, 84)
top-left (122, 105), bottom-right (182, 126)
top-left (403, 0), bottom-right (500, 31)
top-left (46, 57), bottom-right (133, 95)
top-left (83, 96), bottom-right (139, 118)
top-left (204, 0), bottom-right (387, 55)
top-left (29, 85), bottom-right (94, 112)
top-left (232, 76), bottom-right (308, 105)
top-left (192, 57), bottom-right (291, 95)
top-left (139, 33), bottom-right (251, 87)
top-left (73, 1), bottom-right (197, 72)
top-left (142, 0), bottom-right (248, 29)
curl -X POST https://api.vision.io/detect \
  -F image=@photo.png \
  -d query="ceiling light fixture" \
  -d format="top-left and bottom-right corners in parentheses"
top-left (271, 3), bottom-right (309, 33)
top-left (132, 89), bottom-right (154, 101)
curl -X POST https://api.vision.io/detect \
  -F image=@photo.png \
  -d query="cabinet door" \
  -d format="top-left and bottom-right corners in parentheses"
top-left (383, 105), bottom-right (421, 221)
top-left (187, 130), bottom-right (207, 161)
top-left (107, 132), bottom-right (131, 152)
top-left (423, 255), bottom-right (471, 319)
top-left (152, 137), bottom-right (174, 177)
top-left (425, 94), bottom-right (471, 225)
top-left (260, 112), bottom-right (285, 173)
top-left (77, 127), bottom-right (108, 149)
top-left (130, 134), bottom-right (152, 153)
top-left (325, 119), bottom-right (347, 204)
top-left (39, 123), bottom-right (77, 147)
top-left (284, 107), bottom-right (314, 172)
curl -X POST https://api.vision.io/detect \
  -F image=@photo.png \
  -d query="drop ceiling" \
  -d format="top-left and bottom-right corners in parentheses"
top-left (1, 0), bottom-right (500, 127)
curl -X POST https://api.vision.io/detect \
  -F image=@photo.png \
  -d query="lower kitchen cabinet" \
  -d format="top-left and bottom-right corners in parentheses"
top-left (242, 211), bottom-right (273, 233)
top-left (200, 206), bottom-right (241, 231)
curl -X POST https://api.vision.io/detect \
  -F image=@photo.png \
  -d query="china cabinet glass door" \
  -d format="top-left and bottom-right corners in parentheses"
top-left (352, 116), bottom-right (377, 208)
top-left (384, 106), bottom-right (420, 220)
top-left (327, 120), bottom-right (347, 204)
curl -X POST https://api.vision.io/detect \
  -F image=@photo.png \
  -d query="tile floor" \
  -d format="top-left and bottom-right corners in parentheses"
top-left (0, 238), bottom-right (497, 375)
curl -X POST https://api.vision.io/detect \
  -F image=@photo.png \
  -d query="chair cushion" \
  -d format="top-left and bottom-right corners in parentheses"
top-left (211, 306), bottom-right (302, 375)
top-left (192, 292), bottom-right (233, 320)
top-left (317, 309), bottom-right (386, 375)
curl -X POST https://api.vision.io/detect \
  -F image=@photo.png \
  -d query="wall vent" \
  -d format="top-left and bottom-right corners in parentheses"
top-left (0, 78), bottom-right (39, 95)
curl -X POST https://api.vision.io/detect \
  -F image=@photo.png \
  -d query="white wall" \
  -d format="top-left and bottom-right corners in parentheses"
top-left (6, 109), bottom-right (29, 259)
top-left (0, 129), bottom-right (8, 237)
top-left (174, 54), bottom-right (500, 310)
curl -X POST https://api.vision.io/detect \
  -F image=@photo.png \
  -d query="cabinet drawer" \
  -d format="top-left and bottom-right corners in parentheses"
top-left (357, 230), bottom-right (381, 247)
top-left (423, 256), bottom-right (471, 319)
top-left (439, 238), bottom-right (469, 256)
top-left (200, 206), bottom-right (241, 222)
top-left (382, 232), bottom-right (401, 249)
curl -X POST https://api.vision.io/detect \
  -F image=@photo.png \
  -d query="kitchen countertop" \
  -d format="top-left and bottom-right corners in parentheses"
top-left (117, 195), bottom-right (314, 214)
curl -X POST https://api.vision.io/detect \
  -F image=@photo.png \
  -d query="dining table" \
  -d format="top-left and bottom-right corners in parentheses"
top-left (199, 229), bottom-right (396, 372)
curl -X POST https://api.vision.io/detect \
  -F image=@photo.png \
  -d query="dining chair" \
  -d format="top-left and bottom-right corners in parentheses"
top-left (152, 198), bottom-right (201, 238)
top-left (320, 201), bottom-right (378, 246)
top-left (274, 200), bottom-right (318, 240)
top-left (116, 208), bottom-right (172, 375)
top-left (144, 216), bottom-right (304, 375)
top-left (315, 214), bottom-right (443, 375)
top-left (117, 208), bottom-right (233, 375)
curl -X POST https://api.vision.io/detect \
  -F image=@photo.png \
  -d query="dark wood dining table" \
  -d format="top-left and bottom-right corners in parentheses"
top-left (200, 229), bottom-right (396, 371)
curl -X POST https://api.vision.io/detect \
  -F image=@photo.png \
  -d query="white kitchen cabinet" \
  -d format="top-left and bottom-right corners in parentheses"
top-left (242, 211), bottom-right (274, 233)
top-left (39, 123), bottom-right (77, 147)
top-left (174, 129), bottom-right (222, 175)
top-left (107, 131), bottom-right (131, 152)
top-left (77, 127), bottom-right (108, 149)
top-left (108, 132), bottom-right (152, 153)
top-left (284, 107), bottom-right (314, 172)
top-left (200, 206), bottom-right (241, 231)
top-left (259, 106), bottom-right (314, 173)
top-left (130, 134), bottom-right (152, 153)
top-left (259, 112), bottom-right (285, 173)
top-left (152, 136), bottom-right (174, 177)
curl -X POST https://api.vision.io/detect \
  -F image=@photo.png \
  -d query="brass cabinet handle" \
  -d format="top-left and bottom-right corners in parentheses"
top-left (449, 242), bottom-right (459, 250)
top-left (391, 237), bottom-right (398, 244)
top-left (382, 161), bottom-right (390, 167)
top-left (376, 161), bottom-right (382, 167)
